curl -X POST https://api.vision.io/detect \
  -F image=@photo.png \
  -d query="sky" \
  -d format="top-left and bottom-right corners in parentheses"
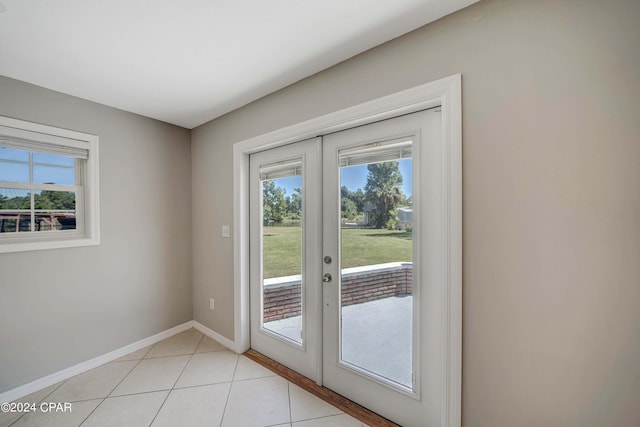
top-left (1, 148), bottom-right (75, 199)
top-left (2, 146), bottom-right (413, 200)
top-left (274, 158), bottom-right (412, 198)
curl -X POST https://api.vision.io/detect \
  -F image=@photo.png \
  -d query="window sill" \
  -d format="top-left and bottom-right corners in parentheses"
top-left (0, 235), bottom-right (100, 253)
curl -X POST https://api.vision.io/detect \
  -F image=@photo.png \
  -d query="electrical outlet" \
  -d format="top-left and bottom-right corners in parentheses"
top-left (222, 225), bottom-right (230, 238)
top-left (209, 298), bottom-right (215, 311)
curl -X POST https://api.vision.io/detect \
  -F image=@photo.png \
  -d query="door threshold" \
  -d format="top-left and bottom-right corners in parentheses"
top-left (244, 349), bottom-right (400, 427)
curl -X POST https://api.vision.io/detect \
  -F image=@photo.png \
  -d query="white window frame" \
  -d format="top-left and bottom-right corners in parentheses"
top-left (0, 116), bottom-right (100, 253)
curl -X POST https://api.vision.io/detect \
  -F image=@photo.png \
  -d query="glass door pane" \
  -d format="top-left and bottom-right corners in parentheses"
top-left (338, 139), bottom-right (414, 390)
top-left (260, 159), bottom-right (304, 345)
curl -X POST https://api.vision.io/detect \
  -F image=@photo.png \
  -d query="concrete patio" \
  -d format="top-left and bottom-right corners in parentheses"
top-left (264, 295), bottom-right (413, 388)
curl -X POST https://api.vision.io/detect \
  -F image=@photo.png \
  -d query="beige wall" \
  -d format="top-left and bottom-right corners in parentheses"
top-left (0, 77), bottom-right (193, 393)
top-left (192, 0), bottom-right (640, 425)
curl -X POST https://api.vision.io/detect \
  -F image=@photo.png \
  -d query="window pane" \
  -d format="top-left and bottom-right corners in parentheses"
top-left (0, 187), bottom-right (30, 208)
top-left (33, 164), bottom-right (75, 185)
top-left (339, 145), bottom-right (414, 390)
top-left (0, 161), bottom-right (29, 183)
top-left (261, 169), bottom-right (304, 345)
top-left (33, 152), bottom-right (75, 167)
top-left (34, 190), bottom-right (76, 232)
top-left (34, 190), bottom-right (75, 210)
top-left (0, 188), bottom-right (31, 233)
top-left (0, 147), bottom-right (29, 162)
top-left (34, 212), bottom-right (76, 231)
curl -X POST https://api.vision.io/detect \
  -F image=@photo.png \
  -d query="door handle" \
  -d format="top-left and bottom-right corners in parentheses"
top-left (322, 273), bottom-right (332, 283)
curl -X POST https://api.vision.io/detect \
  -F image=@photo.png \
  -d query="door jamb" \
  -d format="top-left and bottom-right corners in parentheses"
top-left (233, 74), bottom-right (462, 426)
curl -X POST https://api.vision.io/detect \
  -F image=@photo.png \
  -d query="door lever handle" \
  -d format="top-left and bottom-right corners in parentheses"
top-left (322, 273), bottom-right (332, 283)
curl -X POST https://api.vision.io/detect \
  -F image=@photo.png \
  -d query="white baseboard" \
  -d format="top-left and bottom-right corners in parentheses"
top-left (193, 321), bottom-right (242, 354)
top-left (0, 321), bottom-right (194, 404)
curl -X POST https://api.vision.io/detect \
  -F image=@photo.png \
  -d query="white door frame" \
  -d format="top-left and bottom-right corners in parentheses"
top-left (232, 74), bottom-right (462, 426)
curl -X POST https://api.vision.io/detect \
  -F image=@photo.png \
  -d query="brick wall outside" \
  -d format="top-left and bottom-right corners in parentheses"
top-left (262, 281), bottom-right (302, 322)
top-left (263, 262), bottom-right (412, 322)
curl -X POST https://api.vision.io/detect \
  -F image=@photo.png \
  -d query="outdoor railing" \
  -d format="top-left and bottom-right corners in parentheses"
top-left (0, 209), bottom-right (76, 233)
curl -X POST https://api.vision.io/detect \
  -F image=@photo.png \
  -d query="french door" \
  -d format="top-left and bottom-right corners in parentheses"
top-left (249, 137), bottom-right (322, 382)
top-left (250, 110), bottom-right (443, 426)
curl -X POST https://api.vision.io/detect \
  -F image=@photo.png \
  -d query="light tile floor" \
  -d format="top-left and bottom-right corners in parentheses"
top-left (1, 329), bottom-right (368, 427)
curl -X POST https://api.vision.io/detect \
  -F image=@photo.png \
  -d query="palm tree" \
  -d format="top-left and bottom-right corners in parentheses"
top-left (364, 162), bottom-right (404, 228)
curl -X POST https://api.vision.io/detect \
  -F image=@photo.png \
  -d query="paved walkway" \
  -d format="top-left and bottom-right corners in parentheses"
top-left (265, 296), bottom-right (413, 388)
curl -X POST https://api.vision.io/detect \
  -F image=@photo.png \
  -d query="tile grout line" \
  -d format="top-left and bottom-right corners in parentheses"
top-left (147, 334), bottom-right (205, 426)
top-left (105, 354), bottom-right (147, 398)
top-left (78, 348), bottom-right (149, 426)
top-left (286, 387), bottom-right (366, 425)
top-left (141, 349), bottom-right (228, 360)
top-left (296, 413), bottom-right (363, 423)
top-left (228, 373), bottom-right (276, 383)
top-left (77, 398), bottom-right (105, 427)
top-left (74, 389), bottom-right (172, 401)
top-left (170, 381), bottom-right (233, 392)
top-left (264, 422), bottom-right (293, 427)
top-left (82, 330), bottom-right (197, 426)
top-left (244, 349), bottom-right (398, 427)
top-left (218, 352), bottom-right (241, 427)
top-left (287, 381), bottom-right (294, 426)
top-left (7, 378), bottom-right (67, 427)
top-left (139, 344), bottom-right (153, 359)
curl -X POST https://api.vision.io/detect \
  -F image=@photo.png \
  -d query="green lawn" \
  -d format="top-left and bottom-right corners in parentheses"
top-left (263, 226), bottom-right (412, 278)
